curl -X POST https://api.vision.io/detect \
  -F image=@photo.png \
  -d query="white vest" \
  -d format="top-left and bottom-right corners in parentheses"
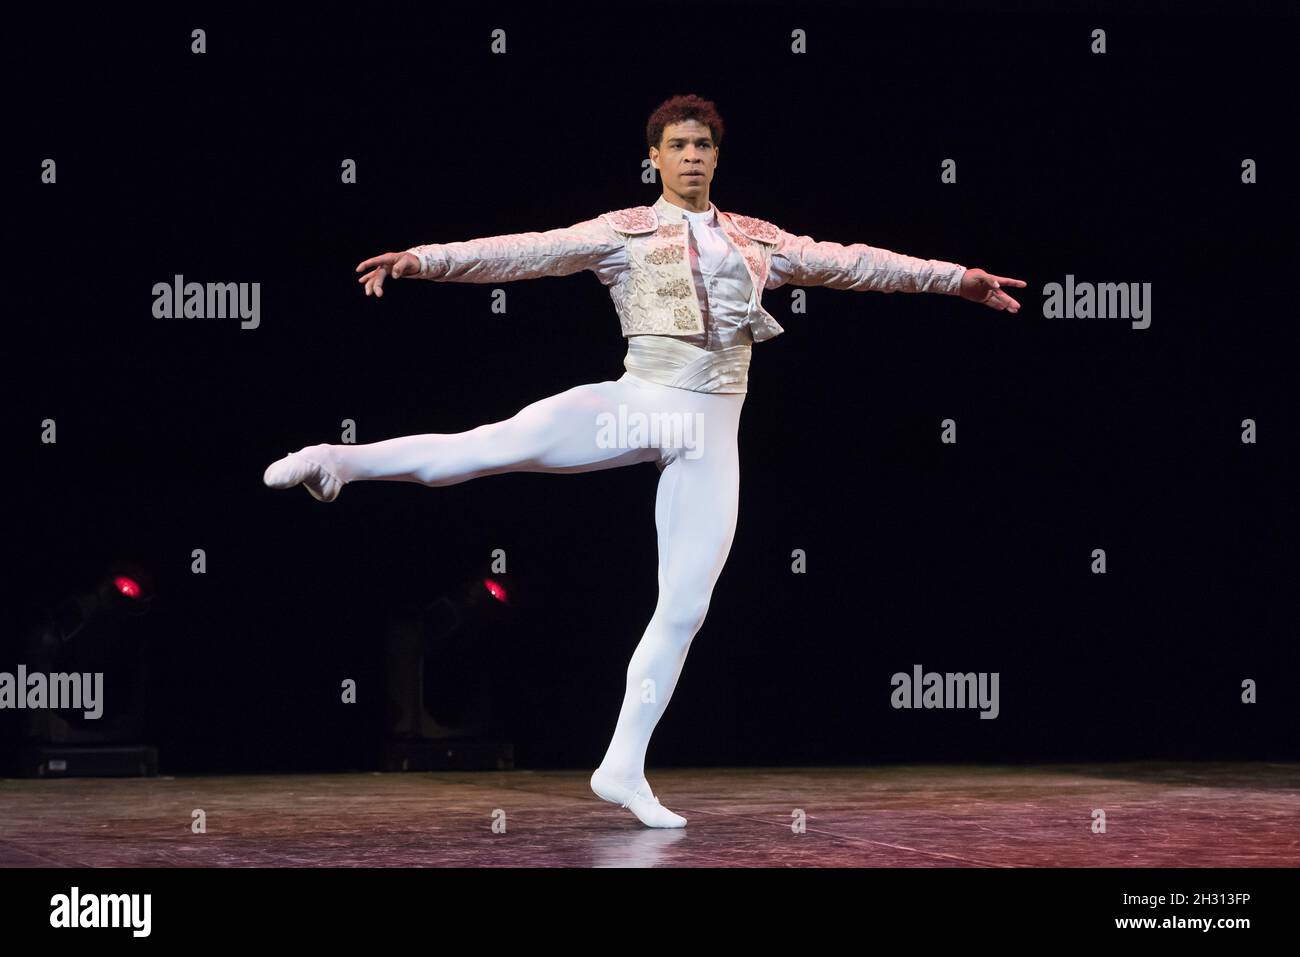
top-left (602, 195), bottom-right (786, 342)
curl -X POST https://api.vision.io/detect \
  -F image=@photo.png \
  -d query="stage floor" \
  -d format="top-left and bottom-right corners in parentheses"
top-left (1, 762), bottom-right (1296, 867)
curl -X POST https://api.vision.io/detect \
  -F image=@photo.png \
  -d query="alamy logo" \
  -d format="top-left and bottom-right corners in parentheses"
top-left (891, 664), bottom-right (999, 719)
top-left (152, 274), bottom-right (260, 329)
top-left (595, 404), bottom-right (705, 459)
top-left (50, 887), bottom-right (151, 937)
top-left (1043, 274), bottom-right (1150, 329)
top-left (0, 665), bottom-right (103, 719)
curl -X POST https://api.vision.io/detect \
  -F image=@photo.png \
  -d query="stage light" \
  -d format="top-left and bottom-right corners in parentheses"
top-left (381, 572), bottom-right (518, 771)
top-left (11, 560), bottom-right (159, 777)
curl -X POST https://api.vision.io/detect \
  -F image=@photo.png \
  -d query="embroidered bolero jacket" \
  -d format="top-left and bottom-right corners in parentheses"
top-left (405, 194), bottom-right (968, 343)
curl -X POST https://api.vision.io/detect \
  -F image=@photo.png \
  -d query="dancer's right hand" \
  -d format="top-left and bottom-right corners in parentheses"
top-left (355, 252), bottom-right (421, 297)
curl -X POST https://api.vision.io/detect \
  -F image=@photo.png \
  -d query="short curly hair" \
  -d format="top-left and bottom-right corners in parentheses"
top-left (646, 94), bottom-right (725, 151)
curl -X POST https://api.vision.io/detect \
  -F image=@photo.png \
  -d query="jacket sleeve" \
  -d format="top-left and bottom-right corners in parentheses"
top-left (404, 216), bottom-right (626, 284)
top-left (766, 228), bottom-right (967, 295)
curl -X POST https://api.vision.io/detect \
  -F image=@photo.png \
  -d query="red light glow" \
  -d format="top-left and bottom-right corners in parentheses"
top-left (114, 576), bottom-right (143, 599)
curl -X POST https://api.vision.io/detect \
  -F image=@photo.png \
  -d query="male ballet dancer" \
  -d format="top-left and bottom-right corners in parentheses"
top-left (264, 94), bottom-right (1025, 827)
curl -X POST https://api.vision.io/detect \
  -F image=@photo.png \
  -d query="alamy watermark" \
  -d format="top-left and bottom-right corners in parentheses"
top-left (1043, 274), bottom-right (1151, 329)
top-left (891, 664), bottom-right (999, 719)
top-left (596, 404), bottom-right (705, 459)
top-left (0, 665), bottom-right (103, 719)
top-left (152, 274), bottom-right (260, 329)
top-left (50, 887), bottom-right (151, 937)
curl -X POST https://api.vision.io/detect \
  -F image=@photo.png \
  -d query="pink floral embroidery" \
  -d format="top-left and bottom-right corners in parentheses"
top-left (729, 213), bottom-right (780, 244)
top-left (604, 206), bottom-right (658, 233)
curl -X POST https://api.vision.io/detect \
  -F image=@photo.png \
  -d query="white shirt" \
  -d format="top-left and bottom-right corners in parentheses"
top-left (675, 203), bottom-right (754, 351)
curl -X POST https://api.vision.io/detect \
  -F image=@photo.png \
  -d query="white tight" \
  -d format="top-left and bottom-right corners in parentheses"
top-left (318, 372), bottom-right (745, 787)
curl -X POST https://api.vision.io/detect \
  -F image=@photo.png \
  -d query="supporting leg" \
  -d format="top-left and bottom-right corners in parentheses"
top-left (591, 391), bottom-right (744, 827)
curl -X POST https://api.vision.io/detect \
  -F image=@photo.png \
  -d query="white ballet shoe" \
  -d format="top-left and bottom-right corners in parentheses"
top-left (590, 768), bottom-right (687, 828)
top-left (263, 446), bottom-right (345, 503)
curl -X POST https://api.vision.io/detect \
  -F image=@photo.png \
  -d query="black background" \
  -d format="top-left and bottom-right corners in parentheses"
top-left (5, 0), bottom-right (1296, 773)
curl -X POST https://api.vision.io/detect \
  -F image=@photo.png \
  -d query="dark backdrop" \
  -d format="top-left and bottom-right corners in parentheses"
top-left (6, 0), bottom-right (1296, 773)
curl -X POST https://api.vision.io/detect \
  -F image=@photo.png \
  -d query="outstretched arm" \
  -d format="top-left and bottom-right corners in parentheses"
top-left (355, 216), bottom-right (625, 296)
top-left (767, 228), bottom-right (1025, 312)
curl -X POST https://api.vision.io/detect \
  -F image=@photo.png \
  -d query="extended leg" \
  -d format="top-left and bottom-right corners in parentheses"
top-left (264, 379), bottom-right (658, 499)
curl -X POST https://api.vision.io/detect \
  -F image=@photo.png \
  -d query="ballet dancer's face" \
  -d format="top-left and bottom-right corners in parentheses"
top-left (651, 119), bottom-right (718, 210)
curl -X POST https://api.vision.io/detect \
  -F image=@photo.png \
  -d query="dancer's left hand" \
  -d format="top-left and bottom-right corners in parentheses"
top-left (958, 268), bottom-right (1026, 313)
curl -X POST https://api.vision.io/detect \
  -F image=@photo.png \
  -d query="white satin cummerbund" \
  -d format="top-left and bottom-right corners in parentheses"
top-left (622, 334), bottom-right (752, 394)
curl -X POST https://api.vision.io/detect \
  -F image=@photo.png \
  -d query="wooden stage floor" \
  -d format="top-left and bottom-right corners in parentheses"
top-left (1, 762), bottom-right (1296, 867)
